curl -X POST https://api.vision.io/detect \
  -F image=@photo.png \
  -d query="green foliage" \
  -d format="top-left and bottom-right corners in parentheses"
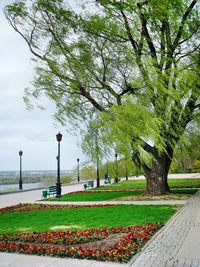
top-left (79, 158), bottom-right (141, 180)
top-left (102, 158), bottom-right (141, 179)
top-left (6, 1), bottom-right (28, 17)
top-left (79, 165), bottom-right (96, 180)
top-left (99, 100), bottom-right (164, 164)
top-left (170, 126), bottom-right (200, 173)
top-left (81, 120), bottom-right (107, 164)
top-left (192, 160), bottom-right (200, 173)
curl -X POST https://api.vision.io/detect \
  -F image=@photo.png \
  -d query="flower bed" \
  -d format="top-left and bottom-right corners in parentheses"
top-left (0, 223), bottom-right (163, 262)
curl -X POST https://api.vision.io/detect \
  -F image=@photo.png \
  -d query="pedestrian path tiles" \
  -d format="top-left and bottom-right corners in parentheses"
top-left (129, 191), bottom-right (200, 267)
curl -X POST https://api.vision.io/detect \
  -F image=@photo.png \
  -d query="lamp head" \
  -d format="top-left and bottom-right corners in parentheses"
top-left (56, 132), bottom-right (62, 142)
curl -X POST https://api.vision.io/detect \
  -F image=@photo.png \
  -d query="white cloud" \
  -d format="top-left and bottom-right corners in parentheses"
top-left (0, 1), bottom-right (86, 171)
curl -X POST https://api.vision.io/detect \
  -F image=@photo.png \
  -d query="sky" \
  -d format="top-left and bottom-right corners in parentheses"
top-left (0, 0), bottom-right (86, 171)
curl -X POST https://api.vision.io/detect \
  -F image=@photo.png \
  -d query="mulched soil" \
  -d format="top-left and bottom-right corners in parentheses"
top-left (73, 233), bottom-right (125, 249)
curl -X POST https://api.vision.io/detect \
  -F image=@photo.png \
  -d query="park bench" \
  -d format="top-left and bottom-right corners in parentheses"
top-left (104, 173), bottom-right (111, 185)
top-left (42, 185), bottom-right (57, 199)
top-left (114, 177), bottom-right (121, 183)
top-left (104, 178), bottom-right (111, 184)
top-left (83, 180), bottom-right (94, 190)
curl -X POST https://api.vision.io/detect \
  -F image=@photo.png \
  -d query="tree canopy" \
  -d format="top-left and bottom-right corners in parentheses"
top-left (5, 0), bottom-right (200, 194)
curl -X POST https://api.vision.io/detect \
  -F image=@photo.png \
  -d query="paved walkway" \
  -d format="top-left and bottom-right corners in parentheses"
top-left (129, 190), bottom-right (200, 267)
top-left (129, 173), bottom-right (200, 180)
top-left (0, 253), bottom-right (126, 267)
top-left (0, 180), bottom-right (200, 266)
top-left (35, 200), bottom-right (186, 206)
top-left (0, 182), bottom-right (87, 208)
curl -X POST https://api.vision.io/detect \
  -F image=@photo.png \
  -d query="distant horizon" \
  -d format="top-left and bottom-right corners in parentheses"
top-left (0, 169), bottom-right (75, 173)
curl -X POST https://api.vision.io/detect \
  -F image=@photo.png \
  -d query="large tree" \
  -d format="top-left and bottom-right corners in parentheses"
top-left (5, 0), bottom-right (200, 195)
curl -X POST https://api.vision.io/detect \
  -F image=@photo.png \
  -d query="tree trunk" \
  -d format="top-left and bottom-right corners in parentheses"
top-left (143, 151), bottom-right (173, 196)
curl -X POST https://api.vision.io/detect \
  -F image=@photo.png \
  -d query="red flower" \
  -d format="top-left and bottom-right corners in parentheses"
top-left (0, 222), bottom-right (163, 262)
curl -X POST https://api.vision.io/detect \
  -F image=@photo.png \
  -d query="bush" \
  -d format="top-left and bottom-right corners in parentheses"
top-left (192, 160), bottom-right (200, 173)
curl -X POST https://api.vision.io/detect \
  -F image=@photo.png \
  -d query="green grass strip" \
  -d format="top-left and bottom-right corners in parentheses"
top-left (48, 189), bottom-right (197, 202)
top-left (49, 191), bottom-right (144, 202)
top-left (93, 179), bottom-right (200, 190)
top-left (0, 205), bottom-right (178, 234)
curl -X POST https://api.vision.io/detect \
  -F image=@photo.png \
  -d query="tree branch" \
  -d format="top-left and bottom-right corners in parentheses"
top-left (137, 2), bottom-right (159, 68)
top-left (6, 15), bottom-right (43, 60)
top-left (120, 10), bottom-right (139, 51)
top-left (173, 0), bottom-right (198, 49)
top-left (79, 86), bottom-right (106, 112)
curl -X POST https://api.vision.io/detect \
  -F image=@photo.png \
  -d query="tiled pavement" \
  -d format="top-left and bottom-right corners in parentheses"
top-left (129, 190), bottom-right (200, 267)
top-left (34, 200), bottom-right (187, 205)
top-left (0, 252), bottom-right (127, 267)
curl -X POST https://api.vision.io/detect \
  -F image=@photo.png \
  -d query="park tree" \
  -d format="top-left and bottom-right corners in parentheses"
top-left (170, 125), bottom-right (200, 173)
top-left (5, 0), bottom-right (200, 195)
top-left (81, 120), bottom-right (108, 187)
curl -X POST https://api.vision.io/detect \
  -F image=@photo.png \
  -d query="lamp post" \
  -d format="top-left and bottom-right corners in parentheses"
top-left (104, 162), bottom-right (110, 182)
top-left (125, 160), bottom-right (128, 181)
top-left (95, 133), bottom-right (100, 188)
top-left (96, 156), bottom-right (100, 188)
top-left (115, 153), bottom-right (118, 183)
top-left (19, 150), bottom-right (23, 190)
top-left (106, 162), bottom-right (111, 183)
top-left (77, 158), bottom-right (80, 182)
top-left (56, 132), bottom-right (62, 198)
top-left (105, 162), bottom-right (109, 180)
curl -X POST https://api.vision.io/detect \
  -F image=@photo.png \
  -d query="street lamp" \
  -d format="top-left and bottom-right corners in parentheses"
top-left (95, 134), bottom-right (100, 188)
top-left (125, 160), bottom-right (128, 181)
top-left (105, 162), bottom-right (109, 180)
top-left (77, 158), bottom-right (80, 182)
top-left (56, 132), bottom-right (62, 198)
top-left (19, 150), bottom-right (23, 190)
top-left (106, 162), bottom-right (109, 176)
top-left (96, 156), bottom-right (100, 188)
top-left (115, 153), bottom-right (118, 183)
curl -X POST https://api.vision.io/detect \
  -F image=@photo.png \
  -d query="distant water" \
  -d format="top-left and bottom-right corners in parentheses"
top-left (0, 170), bottom-right (74, 178)
top-left (0, 183), bottom-right (41, 192)
top-left (0, 170), bottom-right (75, 193)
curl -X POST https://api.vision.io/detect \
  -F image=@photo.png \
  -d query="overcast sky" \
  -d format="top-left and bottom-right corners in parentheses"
top-left (0, 0), bottom-right (86, 171)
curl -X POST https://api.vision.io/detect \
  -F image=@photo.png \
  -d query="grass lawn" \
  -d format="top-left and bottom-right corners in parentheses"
top-left (47, 188), bottom-right (198, 202)
top-left (49, 191), bottom-right (144, 201)
top-left (93, 178), bottom-right (200, 190)
top-left (0, 205), bottom-right (178, 234)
